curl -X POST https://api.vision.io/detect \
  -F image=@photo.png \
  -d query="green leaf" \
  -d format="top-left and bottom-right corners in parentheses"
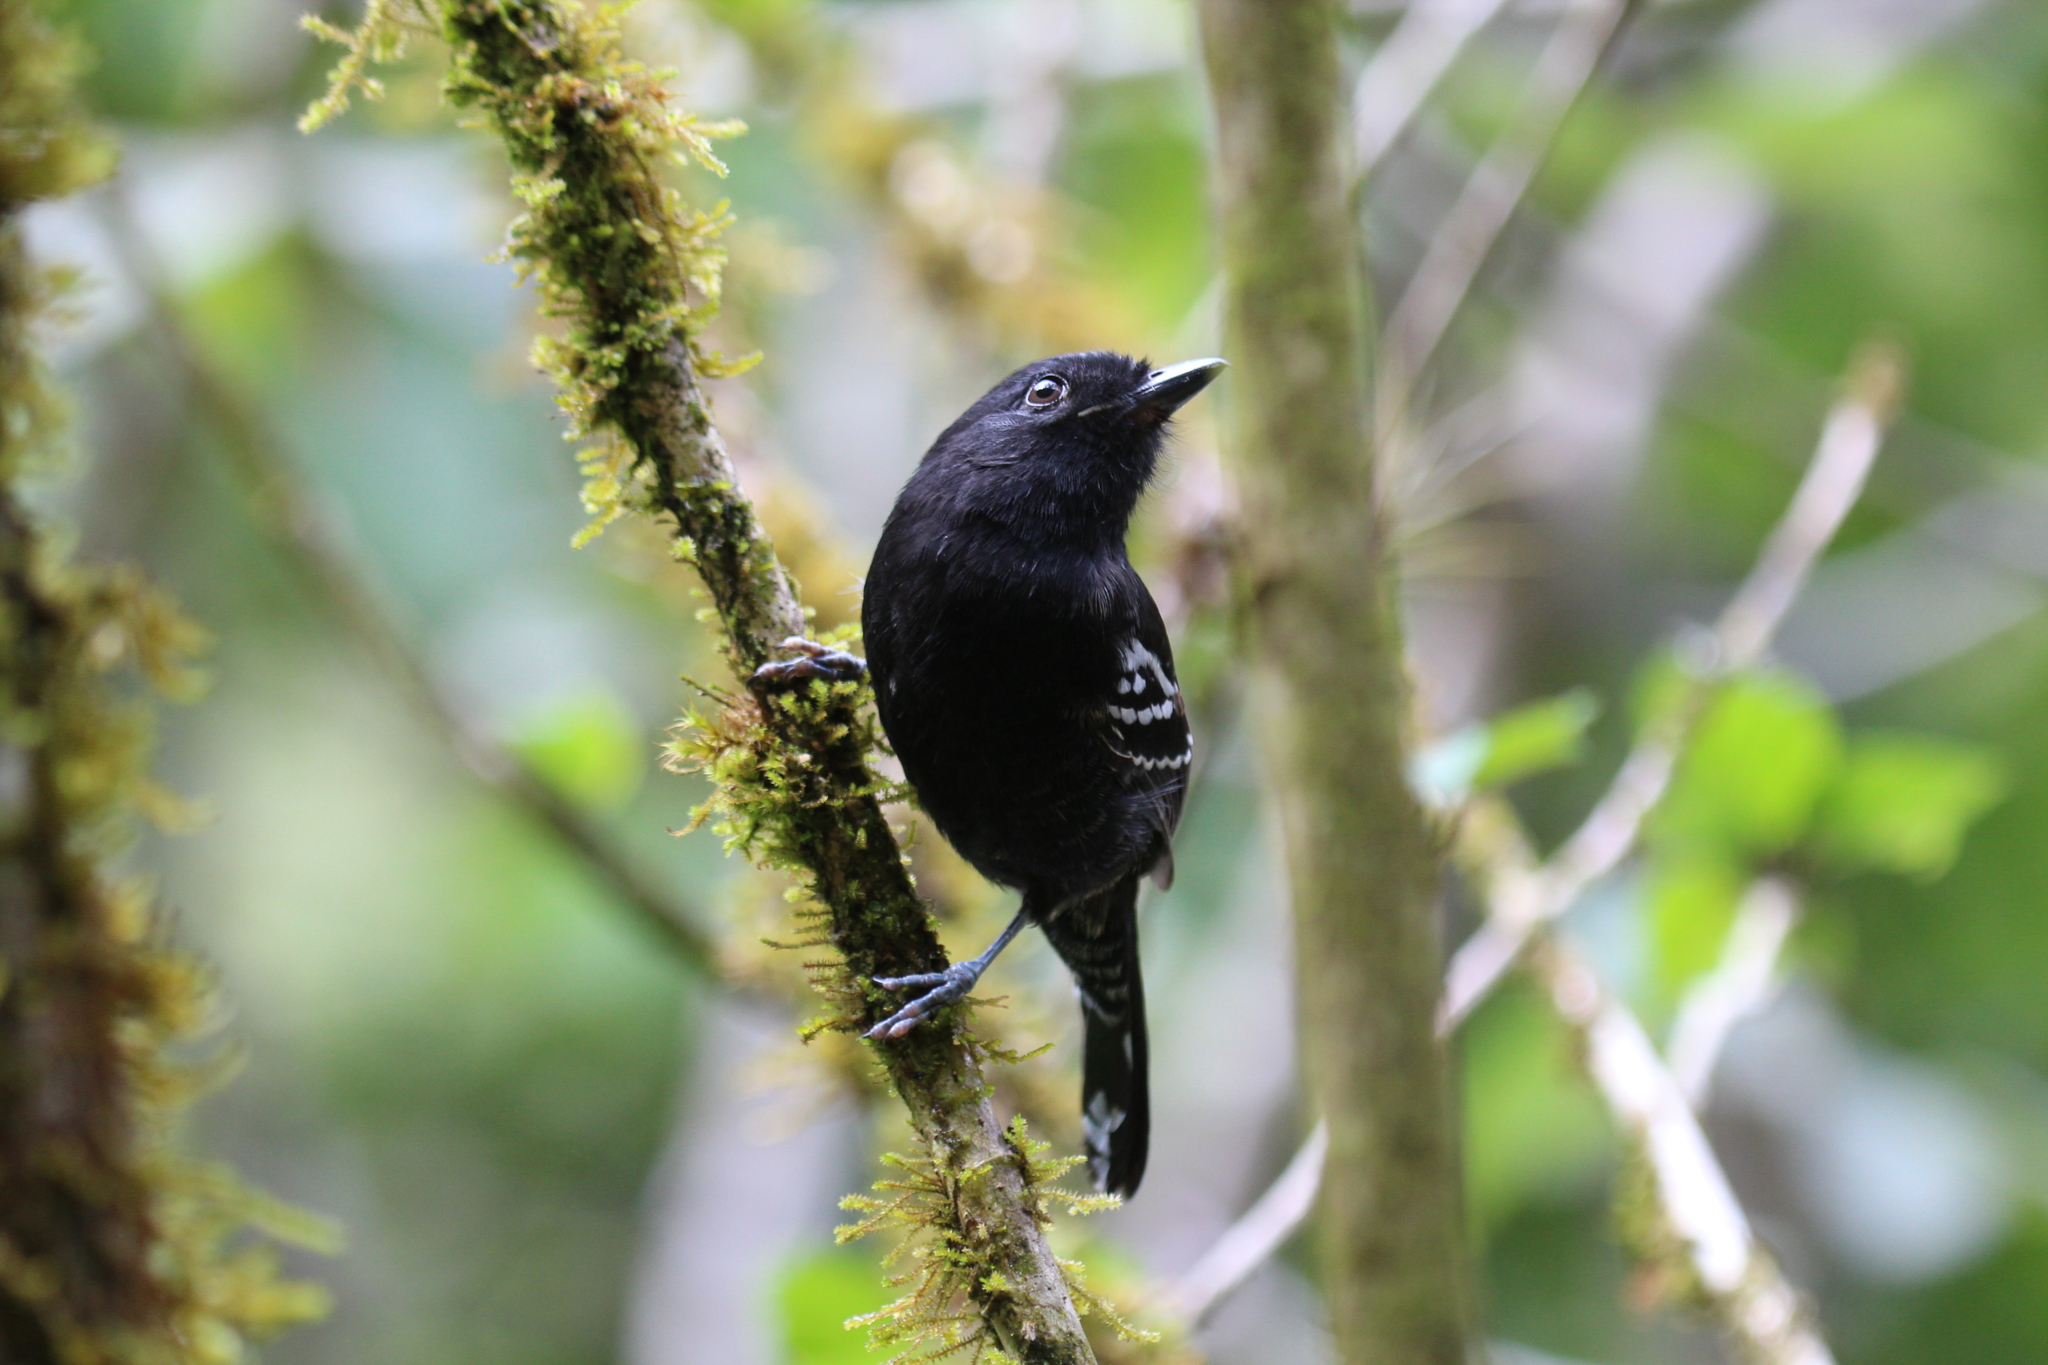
top-left (1629, 647), bottom-right (1692, 733)
top-left (1812, 732), bottom-right (2007, 880)
top-left (1473, 689), bottom-right (1602, 791)
top-left (776, 1249), bottom-right (896, 1365)
top-left (1461, 983), bottom-right (1608, 1233)
top-left (1647, 852), bottom-right (1745, 997)
top-left (1411, 689), bottom-right (1600, 806)
top-left (507, 687), bottom-right (647, 812)
top-left (1655, 669), bottom-right (1842, 855)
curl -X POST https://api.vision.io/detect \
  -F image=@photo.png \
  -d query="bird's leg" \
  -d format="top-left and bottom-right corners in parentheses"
top-left (749, 635), bottom-right (867, 689)
top-left (865, 909), bottom-right (1030, 1040)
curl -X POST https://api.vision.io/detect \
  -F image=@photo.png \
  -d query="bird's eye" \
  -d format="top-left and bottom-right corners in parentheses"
top-left (1025, 376), bottom-right (1067, 408)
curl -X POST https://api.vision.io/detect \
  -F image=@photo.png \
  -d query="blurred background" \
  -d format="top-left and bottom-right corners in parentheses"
top-left (19, 0), bottom-right (2048, 1361)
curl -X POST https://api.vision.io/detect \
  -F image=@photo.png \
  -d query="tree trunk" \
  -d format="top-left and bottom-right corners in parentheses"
top-left (1194, 3), bottom-right (1473, 1361)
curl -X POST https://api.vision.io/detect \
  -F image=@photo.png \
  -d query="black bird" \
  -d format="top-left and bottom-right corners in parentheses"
top-left (854, 350), bottom-right (1224, 1198)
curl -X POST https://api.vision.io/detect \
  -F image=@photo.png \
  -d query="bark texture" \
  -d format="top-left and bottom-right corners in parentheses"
top-left (1194, 2), bottom-right (1472, 1361)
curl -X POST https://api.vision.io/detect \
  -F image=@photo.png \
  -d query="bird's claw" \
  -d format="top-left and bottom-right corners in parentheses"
top-left (865, 961), bottom-right (983, 1040)
top-left (750, 636), bottom-right (867, 689)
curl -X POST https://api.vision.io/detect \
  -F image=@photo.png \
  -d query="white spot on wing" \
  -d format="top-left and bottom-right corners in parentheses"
top-left (1112, 639), bottom-right (1182, 726)
top-left (1118, 640), bottom-right (1179, 708)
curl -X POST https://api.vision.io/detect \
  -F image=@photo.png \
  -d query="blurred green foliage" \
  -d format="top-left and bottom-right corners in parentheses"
top-left (1414, 687), bottom-right (1601, 805)
top-left (1061, 75), bottom-right (1211, 335)
top-left (1656, 670), bottom-right (1843, 856)
top-left (1812, 732), bottom-right (2008, 881)
top-left (776, 1251), bottom-right (895, 1365)
top-left (510, 687), bottom-right (650, 812)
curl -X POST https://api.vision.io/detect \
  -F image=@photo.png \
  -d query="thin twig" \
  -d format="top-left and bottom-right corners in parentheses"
top-left (1355, 0), bottom-right (1516, 179)
top-left (98, 194), bottom-right (721, 977)
top-left (1162, 1121), bottom-right (1328, 1328)
top-left (1447, 811), bottom-right (1835, 1364)
top-left (1712, 371), bottom-right (1900, 667)
top-left (1666, 877), bottom-right (1799, 1106)
top-left (1378, 0), bottom-right (1644, 433)
top-left (1438, 343), bottom-right (1901, 1029)
top-left (1534, 936), bottom-right (1834, 1365)
top-left (1174, 346), bottom-right (1900, 1332)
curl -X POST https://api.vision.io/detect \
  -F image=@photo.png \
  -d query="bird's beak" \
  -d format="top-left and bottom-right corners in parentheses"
top-left (1124, 357), bottom-right (1227, 424)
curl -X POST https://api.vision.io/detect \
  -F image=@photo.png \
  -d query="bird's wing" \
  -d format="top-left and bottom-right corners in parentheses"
top-left (1101, 585), bottom-right (1191, 882)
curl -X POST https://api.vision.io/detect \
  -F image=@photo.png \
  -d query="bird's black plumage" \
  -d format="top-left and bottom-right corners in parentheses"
top-left (858, 350), bottom-right (1223, 1198)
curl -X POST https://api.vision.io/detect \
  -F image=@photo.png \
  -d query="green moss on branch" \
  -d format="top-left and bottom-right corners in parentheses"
top-left (306, 2), bottom-right (1098, 1357)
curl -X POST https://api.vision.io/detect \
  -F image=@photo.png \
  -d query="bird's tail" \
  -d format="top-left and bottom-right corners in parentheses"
top-left (1039, 874), bottom-right (1149, 1198)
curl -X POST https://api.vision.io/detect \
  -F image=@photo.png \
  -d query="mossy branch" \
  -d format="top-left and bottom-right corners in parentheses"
top-left (304, 2), bottom-right (1096, 1357)
top-left (1, 3), bottom-right (329, 1357)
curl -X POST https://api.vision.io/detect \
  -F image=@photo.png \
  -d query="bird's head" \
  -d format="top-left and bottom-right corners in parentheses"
top-left (918, 350), bottom-right (1227, 545)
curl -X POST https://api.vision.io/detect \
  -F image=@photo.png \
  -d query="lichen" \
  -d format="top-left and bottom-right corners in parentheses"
top-left (444, 0), bottom-right (751, 542)
top-left (663, 659), bottom-right (922, 1045)
top-left (1610, 1131), bottom-right (1709, 1317)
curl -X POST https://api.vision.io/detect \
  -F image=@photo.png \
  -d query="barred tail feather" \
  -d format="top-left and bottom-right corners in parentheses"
top-left (1040, 875), bottom-right (1150, 1198)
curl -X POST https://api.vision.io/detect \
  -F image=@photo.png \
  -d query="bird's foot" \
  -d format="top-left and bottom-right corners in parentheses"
top-left (865, 960), bottom-right (986, 1040)
top-left (750, 636), bottom-right (867, 689)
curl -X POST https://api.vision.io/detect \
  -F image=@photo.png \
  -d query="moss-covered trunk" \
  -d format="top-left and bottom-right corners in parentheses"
top-left (1195, 2), bottom-right (1473, 1361)
top-left (0, 460), bottom-right (164, 1363)
top-left (0, 5), bottom-right (324, 1357)
top-left (0, 9), bottom-right (165, 1356)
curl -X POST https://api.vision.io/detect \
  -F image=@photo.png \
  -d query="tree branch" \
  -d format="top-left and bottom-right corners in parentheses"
top-left (1, 7), bottom-right (326, 1352)
top-left (404, 3), bottom-right (1096, 1358)
top-left (1197, 2), bottom-right (1473, 1362)
top-left (1441, 795), bottom-right (1837, 1364)
top-left (1532, 935), bottom-right (1834, 1365)
top-left (0, 240), bottom-right (167, 1355)
top-left (1666, 876), bottom-right (1799, 1107)
top-left (1379, 0), bottom-right (1643, 426)
top-left (1440, 344), bottom-right (1900, 1027)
